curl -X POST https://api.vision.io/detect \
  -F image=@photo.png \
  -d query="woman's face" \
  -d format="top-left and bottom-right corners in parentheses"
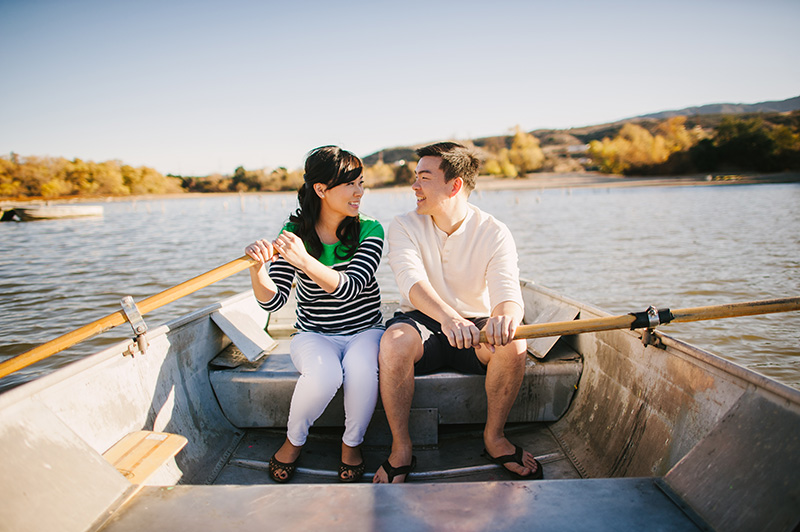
top-left (320, 175), bottom-right (364, 219)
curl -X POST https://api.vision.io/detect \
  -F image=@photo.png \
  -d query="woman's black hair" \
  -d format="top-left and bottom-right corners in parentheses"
top-left (289, 145), bottom-right (363, 260)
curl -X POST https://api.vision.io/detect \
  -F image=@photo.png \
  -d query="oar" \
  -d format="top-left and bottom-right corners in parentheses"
top-left (479, 297), bottom-right (800, 343)
top-left (0, 256), bottom-right (260, 379)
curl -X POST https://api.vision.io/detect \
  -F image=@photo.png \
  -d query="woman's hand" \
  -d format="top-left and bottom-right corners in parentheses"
top-left (245, 239), bottom-right (279, 302)
top-left (273, 231), bottom-right (311, 270)
top-left (245, 239), bottom-right (277, 266)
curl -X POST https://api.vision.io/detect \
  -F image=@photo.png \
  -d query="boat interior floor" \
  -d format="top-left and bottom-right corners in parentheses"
top-left (213, 422), bottom-right (581, 485)
top-left (101, 478), bottom-right (703, 532)
top-left (100, 424), bottom-right (705, 531)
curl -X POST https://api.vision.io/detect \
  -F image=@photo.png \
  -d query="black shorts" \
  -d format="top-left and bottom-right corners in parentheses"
top-left (385, 310), bottom-right (489, 375)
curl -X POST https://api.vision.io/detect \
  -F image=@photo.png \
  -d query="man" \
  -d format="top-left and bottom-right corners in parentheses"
top-left (373, 142), bottom-right (542, 484)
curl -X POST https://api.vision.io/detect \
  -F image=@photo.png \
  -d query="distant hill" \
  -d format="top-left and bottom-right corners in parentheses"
top-left (635, 95), bottom-right (800, 120)
top-left (365, 95), bottom-right (800, 165)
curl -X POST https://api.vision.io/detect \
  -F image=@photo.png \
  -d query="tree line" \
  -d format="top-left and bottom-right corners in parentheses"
top-left (0, 155), bottom-right (183, 198)
top-left (178, 166), bottom-right (306, 193)
top-left (587, 112), bottom-right (800, 175)
top-left (4, 110), bottom-right (798, 199)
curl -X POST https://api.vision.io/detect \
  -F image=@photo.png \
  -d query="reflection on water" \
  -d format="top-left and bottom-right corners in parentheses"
top-left (1, 183), bottom-right (798, 392)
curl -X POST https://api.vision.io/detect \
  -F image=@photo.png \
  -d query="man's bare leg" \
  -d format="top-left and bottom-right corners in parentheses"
top-left (477, 339), bottom-right (540, 476)
top-left (373, 324), bottom-right (422, 483)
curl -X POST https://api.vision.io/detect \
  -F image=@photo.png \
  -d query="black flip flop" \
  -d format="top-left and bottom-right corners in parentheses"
top-left (482, 444), bottom-right (543, 480)
top-left (379, 455), bottom-right (417, 483)
top-left (269, 454), bottom-right (298, 483)
top-left (339, 461), bottom-right (366, 483)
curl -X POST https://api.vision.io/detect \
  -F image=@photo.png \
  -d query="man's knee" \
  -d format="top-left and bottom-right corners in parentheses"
top-left (483, 339), bottom-right (527, 368)
top-left (379, 323), bottom-right (422, 369)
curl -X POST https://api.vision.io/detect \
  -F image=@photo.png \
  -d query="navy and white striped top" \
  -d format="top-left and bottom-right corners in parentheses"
top-left (257, 214), bottom-right (384, 335)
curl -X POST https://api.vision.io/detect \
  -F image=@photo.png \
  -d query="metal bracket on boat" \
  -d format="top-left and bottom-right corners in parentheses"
top-left (120, 296), bottom-right (148, 356)
top-left (641, 328), bottom-right (667, 349)
top-left (629, 306), bottom-right (674, 330)
top-left (630, 306), bottom-right (673, 349)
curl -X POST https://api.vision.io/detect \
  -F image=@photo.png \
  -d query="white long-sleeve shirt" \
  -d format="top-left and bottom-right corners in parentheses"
top-left (388, 203), bottom-right (524, 317)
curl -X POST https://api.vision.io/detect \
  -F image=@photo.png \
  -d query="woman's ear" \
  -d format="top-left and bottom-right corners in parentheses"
top-left (314, 183), bottom-right (326, 199)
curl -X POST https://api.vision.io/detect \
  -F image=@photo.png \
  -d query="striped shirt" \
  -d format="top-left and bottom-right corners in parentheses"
top-left (257, 214), bottom-right (384, 335)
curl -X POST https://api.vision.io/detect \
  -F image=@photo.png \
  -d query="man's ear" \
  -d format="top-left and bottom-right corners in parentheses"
top-left (449, 177), bottom-right (463, 197)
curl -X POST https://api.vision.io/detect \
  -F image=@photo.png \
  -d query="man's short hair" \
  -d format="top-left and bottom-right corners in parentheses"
top-left (416, 142), bottom-right (481, 193)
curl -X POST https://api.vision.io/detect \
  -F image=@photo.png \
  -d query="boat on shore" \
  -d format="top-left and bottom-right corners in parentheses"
top-left (1, 204), bottom-right (103, 221)
top-left (1, 280), bottom-right (798, 531)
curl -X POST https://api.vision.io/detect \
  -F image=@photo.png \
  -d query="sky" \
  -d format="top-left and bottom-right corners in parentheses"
top-left (1, 0), bottom-right (798, 176)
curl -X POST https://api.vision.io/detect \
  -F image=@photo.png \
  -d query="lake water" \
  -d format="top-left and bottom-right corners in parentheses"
top-left (1, 182), bottom-right (798, 392)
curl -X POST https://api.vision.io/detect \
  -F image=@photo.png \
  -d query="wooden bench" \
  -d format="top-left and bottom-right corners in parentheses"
top-left (103, 431), bottom-right (188, 485)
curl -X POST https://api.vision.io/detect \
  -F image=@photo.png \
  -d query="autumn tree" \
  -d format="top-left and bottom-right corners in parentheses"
top-left (122, 164), bottom-right (183, 195)
top-left (483, 148), bottom-right (518, 177)
top-left (64, 159), bottom-right (128, 195)
top-left (363, 159), bottom-right (395, 187)
top-left (0, 154), bottom-right (184, 198)
top-left (481, 127), bottom-right (544, 177)
top-left (507, 126), bottom-right (544, 175)
top-left (0, 156), bottom-right (21, 196)
top-left (589, 119), bottom-right (701, 174)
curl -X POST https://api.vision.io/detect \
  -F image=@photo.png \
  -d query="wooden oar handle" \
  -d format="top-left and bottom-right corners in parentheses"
top-left (479, 314), bottom-right (637, 343)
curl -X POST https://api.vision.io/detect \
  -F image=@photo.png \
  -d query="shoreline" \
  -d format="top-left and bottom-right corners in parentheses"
top-left (473, 171), bottom-right (800, 191)
top-left (2, 171), bottom-right (799, 207)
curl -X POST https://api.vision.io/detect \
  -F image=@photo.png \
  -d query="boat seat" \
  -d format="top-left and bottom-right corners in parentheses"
top-left (208, 297), bottom-right (582, 444)
top-left (103, 431), bottom-right (188, 485)
top-left (210, 338), bottom-right (581, 426)
top-left (209, 297), bottom-right (583, 445)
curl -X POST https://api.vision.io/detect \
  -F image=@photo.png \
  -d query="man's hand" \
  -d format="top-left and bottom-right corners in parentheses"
top-left (482, 314), bottom-right (519, 347)
top-left (480, 301), bottom-right (524, 352)
top-left (440, 316), bottom-right (481, 350)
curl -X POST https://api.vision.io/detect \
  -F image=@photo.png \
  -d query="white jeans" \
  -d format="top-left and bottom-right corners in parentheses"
top-left (286, 328), bottom-right (383, 447)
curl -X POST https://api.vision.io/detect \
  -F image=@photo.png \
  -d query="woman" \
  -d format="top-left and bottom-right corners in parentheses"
top-left (245, 146), bottom-right (384, 483)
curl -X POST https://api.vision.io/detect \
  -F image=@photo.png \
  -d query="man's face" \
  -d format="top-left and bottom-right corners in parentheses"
top-left (412, 156), bottom-right (456, 216)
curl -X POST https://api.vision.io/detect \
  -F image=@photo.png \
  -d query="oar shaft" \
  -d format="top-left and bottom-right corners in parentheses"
top-left (484, 296), bottom-right (800, 343)
top-left (0, 256), bottom-right (258, 380)
top-left (670, 297), bottom-right (800, 323)
top-left (137, 256), bottom-right (256, 314)
top-left (0, 312), bottom-right (129, 378)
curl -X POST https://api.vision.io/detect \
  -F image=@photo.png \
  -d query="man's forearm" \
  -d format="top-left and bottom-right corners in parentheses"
top-left (491, 300), bottom-right (524, 322)
top-left (408, 281), bottom-right (462, 323)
